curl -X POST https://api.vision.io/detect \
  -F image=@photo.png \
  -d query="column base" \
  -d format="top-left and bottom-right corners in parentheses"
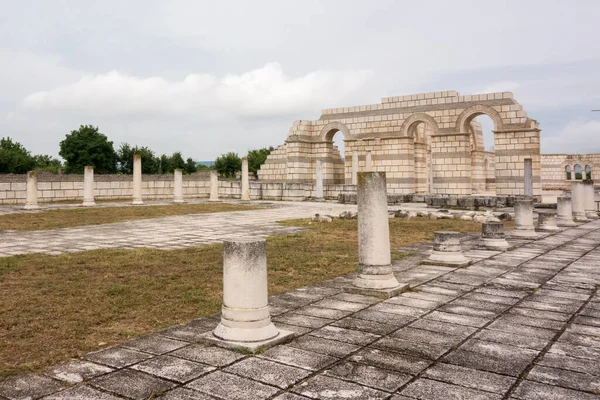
top-left (538, 225), bottom-right (561, 232)
top-left (477, 238), bottom-right (512, 252)
top-left (585, 212), bottom-right (599, 220)
top-left (209, 198), bottom-right (220, 202)
top-left (200, 328), bottom-right (295, 353)
top-left (420, 251), bottom-right (471, 268)
top-left (132, 200), bottom-right (144, 205)
top-left (82, 201), bottom-right (96, 207)
top-left (343, 283), bottom-right (408, 299)
top-left (23, 204), bottom-right (40, 210)
top-left (508, 228), bottom-right (538, 238)
top-left (556, 218), bottom-right (577, 227)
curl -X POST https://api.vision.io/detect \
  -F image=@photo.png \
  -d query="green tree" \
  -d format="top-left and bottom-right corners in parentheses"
top-left (159, 154), bottom-right (173, 174)
top-left (59, 125), bottom-right (117, 174)
top-left (33, 154), bottom-right (63, 173)
top-left (0, 137), bottom-right (36, 173)
top-left (171, 152), bottom-right (186, 171)
top-left (117, 143), bottom-right (159, 174)
top-left (184, 157), bottom-right (197, 174)
top-left (247, 146), bottom-right (274, 178)
top-left (214, 152), bottom-right (241, 178)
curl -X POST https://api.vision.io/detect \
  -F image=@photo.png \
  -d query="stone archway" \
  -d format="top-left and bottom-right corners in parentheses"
top-left (404, 115), bottom-right (438, 194)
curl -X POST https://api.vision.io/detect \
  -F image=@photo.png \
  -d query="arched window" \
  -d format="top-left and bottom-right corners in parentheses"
top-left (585, 165), bottom-right (592, 180)
top-left (574, 164), bottom-right (583, 180)
top-left (565, 165), bottom-right (572, 180)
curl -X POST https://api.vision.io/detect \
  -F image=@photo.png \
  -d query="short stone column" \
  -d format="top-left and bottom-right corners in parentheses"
top-left (524, 158), bottom-right (533, 198)
top-left (23, 171), bottom-right (39, 210)
top-left (132, 154), bottom-right (143, 205)
top-left (345, 172), bottom-right (405, 298)
top-left (556, 196), bottom-right (577, 227)
top-left (571, 181), bottom-right (589, 221)
top-left (202, 239), bottom-right (294, 352)
top-left (365, 151), bottom-right (372, 172)
top-left (315, 159), bottom-right (324, 200)
top-left (511, 200), bottom-right (538, 238)
top-left (423, 231), bottom-right (470, 267)
top-left (82, 166), bottom-right (96, 206)
top-left (241, 157), bottom-right (250, 201)
top-left (209, 170), bottom-right (219, 202)
top-left (538, 212), bottom-right (560, 231)
top-left (351, 151), bottom-right (358, 185)
top-left (478, 222), bottom-right (510, 251)
top-left (173, 169), bottom-right (185, 203)
top-left (583, 180), bottom-right (598, 220)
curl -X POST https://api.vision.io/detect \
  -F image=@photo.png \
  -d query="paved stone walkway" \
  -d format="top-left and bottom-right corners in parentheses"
top-left (2, 220), bottom-right (599, 399)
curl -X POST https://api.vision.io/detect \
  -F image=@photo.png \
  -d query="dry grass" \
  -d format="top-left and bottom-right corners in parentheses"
top-left (0, 203), bottom-right (259, 231)
top-left (0, 217), bottom-right (482, 378)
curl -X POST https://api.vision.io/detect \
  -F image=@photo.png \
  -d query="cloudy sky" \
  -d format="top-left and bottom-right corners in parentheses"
top-left (2, 0), bottom-right (600, 160)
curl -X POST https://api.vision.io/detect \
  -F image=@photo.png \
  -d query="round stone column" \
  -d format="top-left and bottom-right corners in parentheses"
top-left (583, 181), bottom-right (598, 220)
top-left (23, 171), bottom-right (39, 210)
top-left (423, 231), bottom-right (470, 266)
top-left (511, 200), bottom-right (538, 238)
top-left (132, 154), bottom-right (143, 205)
top-left (538, 212), bottom-right (560, 231)
top-left (82, 166), bottom-right (96, 206)
top-left (571, 181), bottom-right (589, 221)
top-left (209, 170), bottom-right (219, 202)
top-left (478, 222), bottom-right (510, 251)
top-left (173, 169), bottom-right (185, 203)
top-left (241, 157), bottom-right (250, 201)
top-left (556, 196), bottom-right (577, 227)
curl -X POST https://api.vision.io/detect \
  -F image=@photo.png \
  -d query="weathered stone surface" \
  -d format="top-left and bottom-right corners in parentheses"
top-left (260, 345), bottom-right (338, 371)
top-left (293, 375), bottom-right (388, 400)
top-left (423, 362), bottom-right (515, 394)
top-left (90, 369), bottom-right (176, 400)
top-left (401, 378), bottom-right (503, 400)
top-left (0, 374), bottom-right (65, 400)
top-left (225, 357), bottom-right (311, 389)
top-left (171, 345), bottom-right (244, 367)
top-left (42, 385), bottom-right (122, 400)
top-left (156, 387), bottom-right (216, 400)
top-left (325, 361), bottom-right (411, 392)
top-left (350, 348), bottom-right (432, 375)
top-left (45, 360), bottom-right (113, 384)
top-left (512, 380), bottom-right (599, 400)
top-left (186, 371), bottom-right (279, 399)
top-left (84, 347), bottom-right (152, 368)
top-left (288, 335), bottom-right (360, 358)
top-left (122, 335), bottom-right (188, 355)
top-left (132, 355), bottom-right (216, 383)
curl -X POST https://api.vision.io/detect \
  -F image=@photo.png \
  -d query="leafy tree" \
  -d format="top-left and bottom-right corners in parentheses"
top-left (214, 152), bottom-right (241, 178)
top-left (159, 154), bottom-right (173, 174)
top-left (33, 154), bottom-right (63, 173)
top-left (59, 125), bottom-right (117, 174)
top-left (184, 157), bottom-right (198, 174)
top-left (117, 143), bottom-right (159, 174)
top-left (171, 152), bottom-right (186, 171)
top-left (247, 146), bottom-right (274, 178)
top-left (0, 137), bottom-right (36, 173)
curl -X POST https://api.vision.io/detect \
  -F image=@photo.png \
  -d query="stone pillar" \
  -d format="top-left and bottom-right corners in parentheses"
top-left (423, 231), bottom-right (470, 267)
top-left (315, 159), bottom-right (324, 200)
top-left (571, 181), bottom-right (589, 221)
top-left (345, 172), bottom-right (404, 298)
top-left (524, 158), bottom-right (533, 198)
top-left (132, 154), bottom-right (143, 205)
top-left (209, 170), bottom-right (219, 202)
top-left (478, 222), bottom-right (510, 251)
top-left (538, 212), bottom-right (560, 231)
top-left (241, 158), bottom-right (250, 201)
top-left (556, 196), bottom-right (577, 227)
top-left (173, 169), bottom-right (185, 203)
top-left (583, 180), bottom-right (598, 220)
top-left (23, 171), bottom-right (39, 210)
top-left (203, 239), bottom-right (294, 352)
top-left (511, 200), bottom-right (538, 238)
top-left (351, 151), bottom-right (358, 185)
top-left (82, 166), bottom-right (96, 207)
top-left (365, 152), bottom-right (372, 172)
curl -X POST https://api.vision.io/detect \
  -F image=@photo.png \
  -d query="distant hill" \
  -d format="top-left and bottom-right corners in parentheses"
top-left (196, 161), bottom-right (214, 167)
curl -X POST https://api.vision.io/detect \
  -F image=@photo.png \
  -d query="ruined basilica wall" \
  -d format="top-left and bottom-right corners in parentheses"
top-left (541, 154), bottom-right (600, 190)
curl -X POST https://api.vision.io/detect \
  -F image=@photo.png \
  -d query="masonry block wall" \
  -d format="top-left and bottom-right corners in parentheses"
top-left (541, 154), bottom-right (599, 190)
top-left (258, 90), bottom-right (542, 196)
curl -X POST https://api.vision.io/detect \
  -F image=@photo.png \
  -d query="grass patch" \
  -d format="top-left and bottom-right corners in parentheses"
top-left (0, 203), bottom-right (259, 231)
top-left (0, 217), bottom-right (481, 377)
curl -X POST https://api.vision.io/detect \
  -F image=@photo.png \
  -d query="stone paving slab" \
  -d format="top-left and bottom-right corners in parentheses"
top-left (2, 218), bottom-right (600, 399)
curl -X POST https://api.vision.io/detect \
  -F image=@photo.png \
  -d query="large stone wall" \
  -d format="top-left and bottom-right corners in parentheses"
top-left (258, 90), bottom-right (541, 196)
top-left (541, 154), bottom-right (599, 190)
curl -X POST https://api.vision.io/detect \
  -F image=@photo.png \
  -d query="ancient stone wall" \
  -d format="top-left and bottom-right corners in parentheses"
top-left (541, 154), bottom-right (599, 190)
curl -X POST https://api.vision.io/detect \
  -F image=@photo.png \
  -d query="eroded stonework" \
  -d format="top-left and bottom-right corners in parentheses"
top-left (258, 90), bottom-right (541, 196)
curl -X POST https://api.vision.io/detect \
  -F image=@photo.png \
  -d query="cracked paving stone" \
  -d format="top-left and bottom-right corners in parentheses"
top-left (350, 348), bottom-right (431, 375)
top-left (438, 304), bottom-right (498, 319)
top-left (330, 317), bottom-right (398, 335)
top-left (400, 378), bottom-right (503, 400)
top-left (122, 335), bottom-right (189, 355)
top-left (171, 345), bottom-right (244, 367)
top-left (526, 365), bottom-right (600, 393)
top-left (311, 299), bottom-right (369, 312)
top-left (225, 357), bottom-right (311, 389)
top-left (0, 374), bottom-right (66, 400)
top-left (367, 303), bottom-right (428, 317)
top-left (557, 331), bottom-right (600, 349)
top-left (391, 326), bottom-right (464, 347)
top-left (384, 296), bottom-right (440, 309)
top-left (309, 325), bottom-right (380, 346)
top-left (448, 298), bottom-right (511, 313)
top-left (287, 335), bottom-right (361, 358)
top-left (408, 318), bottom-right (478, 338)
top-left (292, 374), bottom-right (388, 400)
top-left (331, 293), bottom-right (381, 305)
top-left (462, 292), bottom-right (521, 305)
top-left (512, 380), bottom-right (600, 400)
top-left (486, 319), bottom-right (558, 339)
top-left (324, 361), bottom-right (411, 392)
top-left (423, 363), bottom-right (516, 394)
top-left (574, 316), bottom-right (600, 327)
top-left (84, 347), bottom-right (153, 368)
top-left (272, 393), bottom-right (310, 400)
top-left (509, 307), bottom-right (570, 322)
top-left (44, 360), bottom-right (113, 384)
top-left (90, 369), bottom-right (176, 400)
top-left (273, 322), bottom-right (313, 335)
top-left (537, 352), bottom-right (600, 376)
top-left (132, 355), bottom-right (216, 383)
top-left (352, 309), bottom-right (416, 327)
top-left (259, 345), bottom-right (338, 371)
top-left (372, 336), bottom-right (450, 360)
top-left (423, 310), bottom-right (490, 327)
top-left (159, 324), bottom-right (218, 342)
top-left (155, 387), bottom-right (216, 399)
top-left (473, 329), bottom-right (550, 351)
top-left (273, 312), bottom-right (334, 329)
top-left (41, 385), bottom-right (122, 400)
top-left (187, 371), bottom-right (279, 400)
top-left (292, 305), bottom-right (352, 320)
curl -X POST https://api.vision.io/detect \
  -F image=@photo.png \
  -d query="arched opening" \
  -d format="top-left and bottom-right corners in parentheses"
top-left (585, 165), bottom-right (592, 180)
top-left (575, 164), bottom-right (583, 180)
top-left (469, 114), bottom-right (496, 195)
top-left (565, 165), bottom-right (572, 180)
top-left (322, 128), bottom-right (346, 184)
top-left (409, 121), bottom-right (433, 194)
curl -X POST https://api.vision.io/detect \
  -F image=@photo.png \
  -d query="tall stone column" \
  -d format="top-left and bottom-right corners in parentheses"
top-left (82, 166), bottom-right (96, 206)
top-left (351, 151), bottom-right (358, 185)
top-left (241, 157), bottom-right (250, 201)
top-left (209, 170), bottom-right (219, 202)
top-left (345, 172), bottom-right (405, 298)
top-left (132, 154), bottom-right (143, 205)
top-left (315, 159), bottom-right (324, 200)
top-left (23, 171), bottom-right (39, 210)
top-left (524, 158), bottom-right (533, 198)
top-left (511, 199), bottom-right (537, 238)
top-left (365, 152), bottom-right (372, 172)
top-left (202, 239), bottom-right (294, 352)
top-left (556, 196), bottom-right (577, 227)
top-left (173, 169), bottom-right (185, 203)
top-left (583, 180), bottom-right (598, 219)
top-left (571, 181), bottom-right (588, 221)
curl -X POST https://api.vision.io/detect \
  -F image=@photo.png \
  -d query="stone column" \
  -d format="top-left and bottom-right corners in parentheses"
top-left (345, 172), bottom-right (404, 298)
top-left (82, 166), bottom-right (96, 207)
top-left (132, 154), bottom-right (143, 205)
top-left (556, 196), bottom-right (577, 227)
top-left (351, 151), bottom-right (358, 185)
top-left (583, 180), bottom-right (598, 219)
top-left (315, 159), bottom-right (324, 200)
top-left (365, 152), bottom-right (372, 172)
top-left (241, 157), bottom-right (250, 201)
top-left (203, 239), bottom-right (294, 352)
top-left (511, 200), bottom-right (537, 238)
top-left (571, 181), bottom-right (589, 221)
top-left (538, 212), bottom-right (560, 231)
top-left (209, 170), bottom-right (219, 202)
top-left (478, 222), bottom-right (510, 251)
top-left (23, 171), bottom-right (39, 210)
top-left (524, 158), bottom-right (533, 198)
top-left (423, 231), bottom-right (470, 267)
top-left (173, 169), bottom-right (185, 203)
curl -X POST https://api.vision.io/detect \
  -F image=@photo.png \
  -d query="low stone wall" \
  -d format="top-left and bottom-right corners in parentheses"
top-left (338, 193), bottom-right (521, 209)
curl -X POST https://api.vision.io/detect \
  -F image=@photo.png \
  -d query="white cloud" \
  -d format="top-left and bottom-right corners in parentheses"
top-left (542, 120), bottom-right (600, 154)
top-left (481, 81), bottom-right (520, 94)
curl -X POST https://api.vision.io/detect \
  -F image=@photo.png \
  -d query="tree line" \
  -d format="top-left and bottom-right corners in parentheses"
top-left (1, 125), bottom-right (274, 177)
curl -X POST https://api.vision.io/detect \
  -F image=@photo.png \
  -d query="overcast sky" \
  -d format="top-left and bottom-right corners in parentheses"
top-left (2, 0), bottom-right (599, 160)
